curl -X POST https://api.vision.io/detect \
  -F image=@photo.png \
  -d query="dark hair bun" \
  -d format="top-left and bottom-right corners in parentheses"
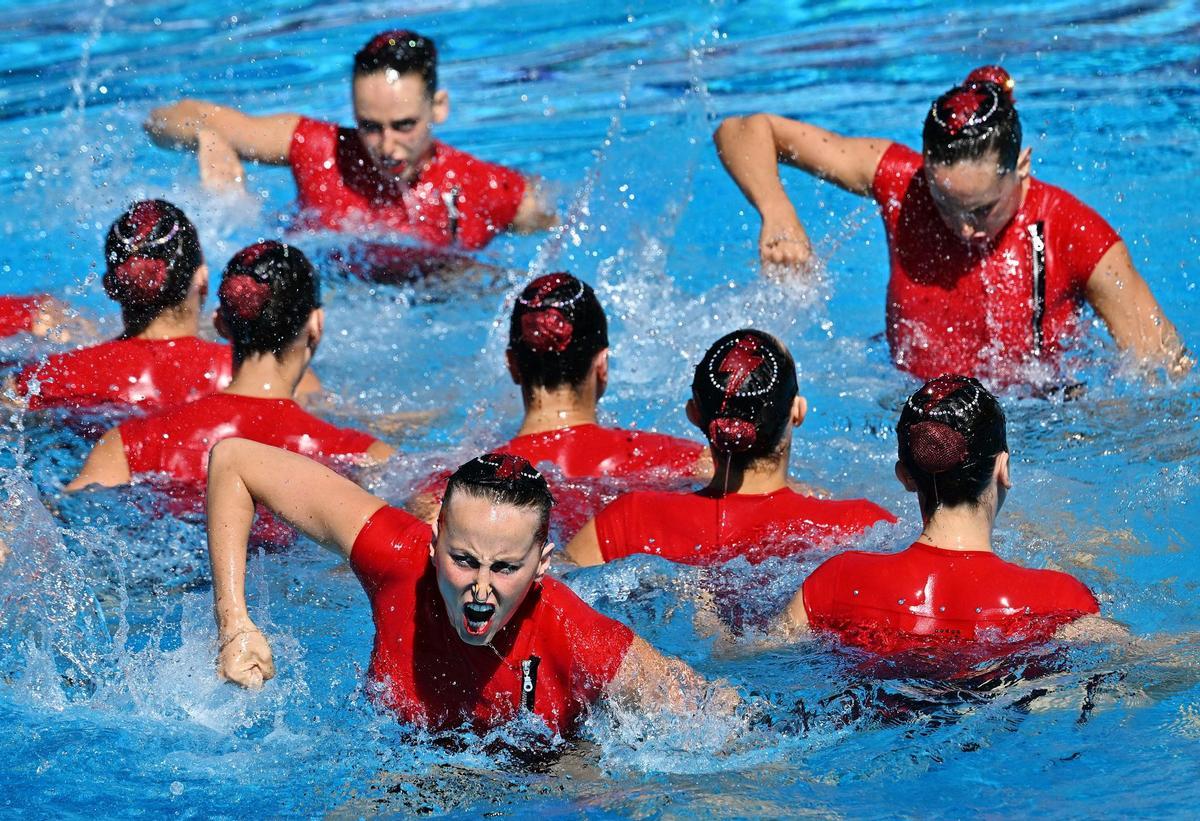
top-left (707, 417), bottom-right (757, 453)
top-left (218, 275), bottom-right (271, 320)
top-left (520, 307), bottom-right (573, 353)
top-left (107, 256), bottom-right (169, 305)
top-left (907, 420), bottom-right (969, 474)
top-left (964, 65), bottom-right (1015, 103)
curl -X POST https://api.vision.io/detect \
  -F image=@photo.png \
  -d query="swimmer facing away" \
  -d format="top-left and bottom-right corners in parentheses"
top-left (68, 241), bottom-right (392, 491)
top-left (209, 443), bottom-right (737, 735)
top-left (410, 272), bottom-right (709, 535)
top-left (10, 200), bottom-right (240, 411)
top-left (714, 66), bottom-right (1188, 382)
top-left (783, 375), bottom-right (1116, 663)
top-left (567, 329), bottom-right (893, 567)
top-left (146, 30), bottom-right (556, 250)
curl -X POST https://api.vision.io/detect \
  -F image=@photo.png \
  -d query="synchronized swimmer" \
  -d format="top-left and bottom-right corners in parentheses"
top-left (1, 29), bottom-right (1183, 745)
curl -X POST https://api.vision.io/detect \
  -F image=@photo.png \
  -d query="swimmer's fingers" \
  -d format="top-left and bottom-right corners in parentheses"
top-left (217, 625), bottom-right (275, 689)
top-left (758, 220), bottom-right (813, 268)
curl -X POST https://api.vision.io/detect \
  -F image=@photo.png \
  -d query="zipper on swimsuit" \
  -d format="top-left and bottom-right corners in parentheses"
top-left (1027, 221), bottom-right (1046, 357)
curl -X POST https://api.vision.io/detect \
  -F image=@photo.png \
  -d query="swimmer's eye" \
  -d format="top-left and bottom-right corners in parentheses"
top-left (451, 553), bottom-right (480, 569)
top-left (389, 119), bottom-right (418, 133)
top-left (491, 563), bottom-right (520, 575)
top-left (357, 121), bottom-right (383, 135)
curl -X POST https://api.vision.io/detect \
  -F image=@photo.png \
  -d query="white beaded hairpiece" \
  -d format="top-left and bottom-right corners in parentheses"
top-left (516, 275), bottom-right (587, 310)
top-left (115, 214), bottom-right (180, 251)
top-left (929, 83), bottom-right (1000, 134)
top-left (704, 334), bottom-right (779, 397)
top-left (904, 377), bottom-right (982, 417)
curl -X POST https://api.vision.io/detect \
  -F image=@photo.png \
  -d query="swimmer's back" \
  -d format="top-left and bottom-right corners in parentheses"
top-left (16, 336), bottom-right (232, 411)
top-left (803, 542), bottom-right (1099, 655)
top-left (505, 423), bottom-right (704, 478)
top-left (596, 487), bottom-right (893, 566)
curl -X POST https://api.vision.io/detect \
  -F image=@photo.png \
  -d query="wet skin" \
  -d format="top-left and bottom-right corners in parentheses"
top-left (431, 492), bottom-right (552, 647)
top-left (352, 71), bottom-right (449, 182)
top-left (923, 148), bottom-right (1030, 246)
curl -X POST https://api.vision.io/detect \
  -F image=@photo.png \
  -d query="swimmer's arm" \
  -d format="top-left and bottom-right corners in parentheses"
top-left (366, 440), bottom-right (396, 462)
top-left (781, 587), bottom-right (811, 636)
top-left (65, 428), bottom-right (132, 491)
top-left (405, 488), bottom-right (441, 526)
top-left (605, 636), bottom-right (741, 716)
top-left (713, 113), bottom-right (890, 266)
top-left (509, 176), bottom-right (558, 233)
top-left (1084, 242), bottom-right (1192, 378)
top-left (30, 296), bottom-right (92, 343)
top-left (208, 439), bottom-right (385, 688)
top-left (145, 99), bottom-right (298, 163)
top-left (1054, 614), bottom-right (1132, 644)
top-left (293, 367), bottom-right (323, 401)
top-left (563, 520), bottom-right (604, 567)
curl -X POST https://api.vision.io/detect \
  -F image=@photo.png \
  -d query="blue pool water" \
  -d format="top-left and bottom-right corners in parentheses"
top-left (2, 0), bottom-right (1199, 815)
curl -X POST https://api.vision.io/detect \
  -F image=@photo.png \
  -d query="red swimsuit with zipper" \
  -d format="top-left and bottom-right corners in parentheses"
top-left (351, 505), bottom-right (634, 734)
top-left (871, 143), bottom-right (1120, 380)
top-left (289, 118), bottom-right (526, 250)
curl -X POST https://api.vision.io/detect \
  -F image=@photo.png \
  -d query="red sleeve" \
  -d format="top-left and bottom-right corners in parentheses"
top-left (801, 553), bottom-right (847, 626)
top-left (593, 493), bottom-right (638, 562)
top-left (117, 416), bottom-right (151, 474)
top-left (289, 117), bottom-right (337, 192)
top-left (454, 156), bottom-right (527, 250)
top-left (1048, 188), bottom-right (1121, 287)
top-left (542, 578), bottom-right (634, 695)
top-left (870, 142), bottom-right (921, 208)
top-left (1053, 572), bottom-right (1101, 616)
top-left (349, 505), bottom-right (431, 590)
top-left (0, 296), bottom-right (41, 337)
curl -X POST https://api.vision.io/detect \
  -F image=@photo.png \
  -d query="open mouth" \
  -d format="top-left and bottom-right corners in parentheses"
top-left (462, 601), bottom-right (496, 636)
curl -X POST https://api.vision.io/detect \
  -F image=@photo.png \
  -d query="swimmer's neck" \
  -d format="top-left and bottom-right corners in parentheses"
top-left (916, 502), bottom-right (996, 554)
top-left (125, 302), bottom-right (201, 342)
top-left (516, 385), bottom-right (599, 436)
top-left (703, 453), bottom-right (788, 496)
top-left (223, 343), bottom-right (309, 400)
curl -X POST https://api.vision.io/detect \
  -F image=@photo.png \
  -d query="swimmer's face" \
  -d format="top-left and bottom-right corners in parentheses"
top-left (352, 70), bottom-right (449, 181)
top-left (431, 492), bottom-right (552, 647)
top-left (924, 148), bottom-right (1030, 245)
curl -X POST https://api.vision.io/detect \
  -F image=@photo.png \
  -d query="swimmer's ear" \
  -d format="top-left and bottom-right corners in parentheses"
top-left (592, 349), bottom-right (609, 396)
top-left (193, 262), bottom-right (210, 291)
top-left (792, 395), bottom-right (807, 427)
top-left (431, 90), bottom-right (450, 125)
top-left (995, 450), bottom-right (1012, 490)
top-left (534, 541), bottom-right (554, 582)
top-left (306, 308), bottom-right (324, 349)
top-left (1016, 147), bottom-right (1032, 179)
top-left (213, 309), bottom-right (231, 341)
top-left (685, 398), bottom-right (702, 430)
top-left (429, 523), bottom-right (439, 562)
top-left (895, 460), bottom-right (918, 492)
top-left (505, 348), bottom-right (522, 385)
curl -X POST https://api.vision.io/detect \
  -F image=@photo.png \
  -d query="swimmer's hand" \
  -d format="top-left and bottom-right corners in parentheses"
top-left (0, 536), bottom-right (10, 568)
top-left (217, 622), bottom-right (275, 689)
top-left (759, 213), bottom-right (813, 269)
top-left (198, 127), bottom-right (247, 193)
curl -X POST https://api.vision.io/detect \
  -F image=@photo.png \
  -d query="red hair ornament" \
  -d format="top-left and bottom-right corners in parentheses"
top-left (110, 256), bottom-right (169, 304)
top-left (219, 275), bottom-right (271, 321)
top-left (520, 308), bottom-right (573, 353)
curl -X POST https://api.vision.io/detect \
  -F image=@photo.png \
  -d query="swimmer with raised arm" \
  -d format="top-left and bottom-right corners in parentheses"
top-left (567, 330), bottom-right (893, 567)
top-left (69, 242), bottom-right (391, 491)
top-left (714, 66), bottom-right (1187, 381)
top-left (146, 30), bottom-right (555, 249)
top-left (10, 201), bottom-right (236, 411)
top-left (411, 273), bottom-right (708, 534)
top-left (209, 442), bottom-right (735, 735)
top-left (783, 375), bottom-right (1111, 660)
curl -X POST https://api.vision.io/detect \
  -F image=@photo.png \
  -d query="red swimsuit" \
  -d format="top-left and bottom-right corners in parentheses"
top-left (289, 118), bottom-right (526, 250)
top-left (803, 542), bottom-right (1100, 657)
top-left (594, 487), bottom-right (895, 566)
top-left (351, 505), bottom-right (634, 734)
top-left (15, 337), bottom-right (233, 411)
top-left (119, 393), bottom-right (378, 486)
top-left (0, 296), bottom-right (42, 337)
top-left (871, 144), bottom-right (1120, 381)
